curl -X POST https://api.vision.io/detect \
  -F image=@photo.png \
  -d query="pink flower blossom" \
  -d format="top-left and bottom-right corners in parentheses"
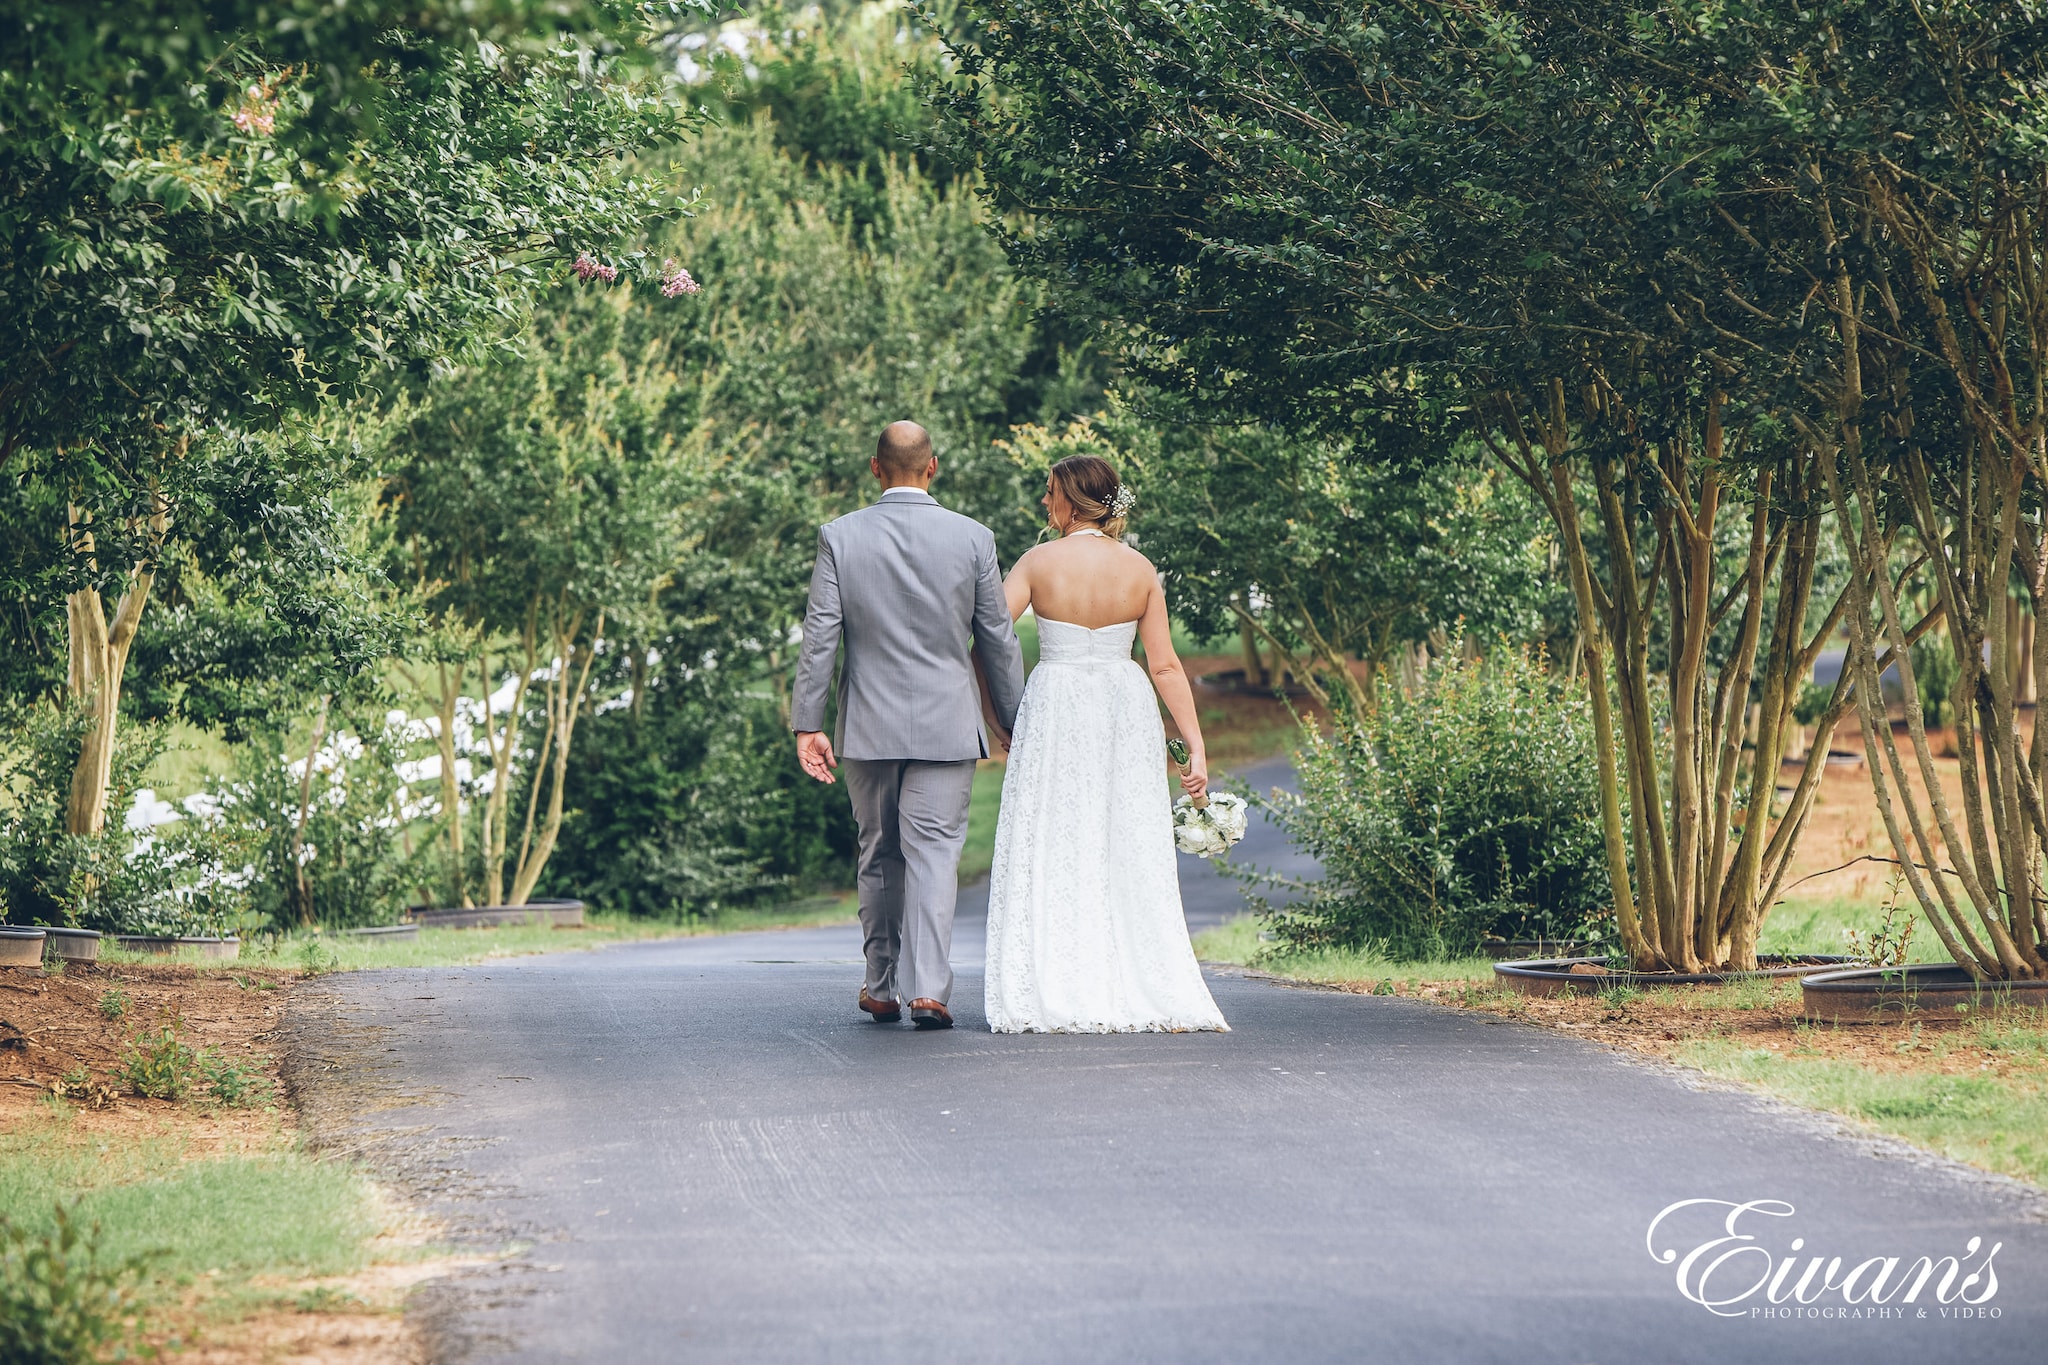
top-left (573, 252), bottom-right (619, 284)
top-left (232, 103), bottom-right (275, 136)
top-left (660, 259), bottom-right (701, 298)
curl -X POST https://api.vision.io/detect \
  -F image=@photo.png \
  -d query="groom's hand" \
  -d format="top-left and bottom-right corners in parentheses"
top-left (796, 730), bottom-right (838, 784)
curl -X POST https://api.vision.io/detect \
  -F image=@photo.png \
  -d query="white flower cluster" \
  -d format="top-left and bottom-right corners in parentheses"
top-left (1108, 483), bottom-right (1137, 518)
top-left (1172, 791), bottom-right (1249, 857)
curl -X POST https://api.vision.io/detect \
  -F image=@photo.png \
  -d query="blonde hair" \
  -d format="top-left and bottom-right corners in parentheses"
top-left (1048, 454), bottom-right (1129, 540)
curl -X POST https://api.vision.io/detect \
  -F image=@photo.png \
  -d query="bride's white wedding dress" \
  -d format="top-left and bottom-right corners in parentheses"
top-left (984, 616), bottom-right (1229, 1034)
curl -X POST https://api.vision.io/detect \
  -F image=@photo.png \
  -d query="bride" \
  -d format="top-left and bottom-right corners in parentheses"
top-left (981, 454), bottom-right (1229, 1034)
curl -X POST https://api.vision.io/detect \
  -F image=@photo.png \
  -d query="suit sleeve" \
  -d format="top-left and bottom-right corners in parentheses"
top-left (972, 532), bottom-right (1027, 731)
top-left (791, 528), bottom-right (841, 734)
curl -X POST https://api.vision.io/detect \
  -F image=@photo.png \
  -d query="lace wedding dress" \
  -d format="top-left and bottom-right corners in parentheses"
top-left (984, 616), bottom-right (1230, 1033)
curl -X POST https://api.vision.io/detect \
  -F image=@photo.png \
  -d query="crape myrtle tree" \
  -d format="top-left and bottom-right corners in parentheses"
top-left (0, 0), bottom-right (697, 849)
top-left (934, 0), bottom-right (1905, 971)
top-left (539, 107), bottom-right (1055, 914)
top-left (381, 283), bottom-right (694, 910)
top-left (1678, 3), bottom-right (2048, 981)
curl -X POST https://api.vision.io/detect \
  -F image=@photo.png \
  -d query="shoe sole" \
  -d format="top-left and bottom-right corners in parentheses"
top-left (864, 1010), bottom-right (902, 1024)
top-left (910, 1012), bottom-right (953, 1030)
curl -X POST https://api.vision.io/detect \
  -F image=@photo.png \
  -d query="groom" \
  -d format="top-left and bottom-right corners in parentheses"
top-left (793, 421), bottom-right (1026, 1030)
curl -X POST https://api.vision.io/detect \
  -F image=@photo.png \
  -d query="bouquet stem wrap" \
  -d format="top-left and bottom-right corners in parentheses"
top-left (1167, 738), bottom-right (1248, 857)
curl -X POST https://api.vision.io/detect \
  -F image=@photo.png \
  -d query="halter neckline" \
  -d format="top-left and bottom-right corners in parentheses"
top-left (1067, 527), bottom-right (1107, 539)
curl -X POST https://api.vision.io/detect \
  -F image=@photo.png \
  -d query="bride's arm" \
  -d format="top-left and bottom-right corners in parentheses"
top-left (1002, 548), bottom-right (1034, 622)
top-left (1135, 574), bottom-right (1207, 800)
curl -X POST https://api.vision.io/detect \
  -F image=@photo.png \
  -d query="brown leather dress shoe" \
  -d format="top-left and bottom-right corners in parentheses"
top-left (858, 991), bottom-right (902, 1024)
top-left (908, 998), bottom-right (953, 1030)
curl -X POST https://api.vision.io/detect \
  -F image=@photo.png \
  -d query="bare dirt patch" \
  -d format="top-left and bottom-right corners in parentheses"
top-left (0, 961), bottom-right (441, 1365)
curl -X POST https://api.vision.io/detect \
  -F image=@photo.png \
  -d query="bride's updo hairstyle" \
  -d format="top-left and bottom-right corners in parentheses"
top-left (1048, 454), bottom-right (1132, 540)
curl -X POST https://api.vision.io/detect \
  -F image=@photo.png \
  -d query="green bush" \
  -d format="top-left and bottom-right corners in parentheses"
top-left (1261, 644), bottom-right (1610, 958)
top-left (0, 702), bottom-right (248, 938)
top-left (195, 708), bottom-right (432, 930)
top-left (114, 1023), bottom-right (198, 1102)
top-left (0, 1202), bottom-right (159, 1365)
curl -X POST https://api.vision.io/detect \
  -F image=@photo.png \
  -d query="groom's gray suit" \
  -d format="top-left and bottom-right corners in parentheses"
top-left (793, 486), bottom-right (1026, 1007)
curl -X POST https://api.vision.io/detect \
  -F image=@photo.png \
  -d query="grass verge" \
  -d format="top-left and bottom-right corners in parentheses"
top-left (93, 895), bottom-right (858, 974)
top-left (1195, 911), bottom-right (2048, 1190)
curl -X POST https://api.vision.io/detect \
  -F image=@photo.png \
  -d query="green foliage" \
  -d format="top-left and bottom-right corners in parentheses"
top-left (1907, 631), bottom-right (1959, 729)
top-left (114, 1021), bottom-right (198, 1101)
top-left (547, 690), bottom-right (855, 916)
top-left (523, 107), bottom-right (1064, 911)
top-left (0, 703), bottom-right (247, 936)
top-left (196, 1050), bottom-right (273, 1109)
top-left (0, 1202), bottom-right (161, 1365)
top-left (708, 3), bottom-right (967, 219)
top-left (1262, 646), bottom-right (1610, 959)
top-left (196, 710), bottom-right (431, 931)
top-left (96, 990), bottom-right (128, 1023)
top-left (1014, 404), bottom-right (1560, 681)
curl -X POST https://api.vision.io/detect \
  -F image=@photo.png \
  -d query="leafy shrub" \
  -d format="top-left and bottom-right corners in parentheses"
top-left (545, 687), bottom-right (856, 917)
top-left (196, 1050), bottom-right (272, 1109)
top-left (0, 1201), bottom-right (160, 1365)
top-left (1261, 644), bottom-right (1610, 959)
top-left (0, 703), bottom-right (247, 938)
top-left (196, 709), bottom-right (432, 930)
top-left (115, 1022), bottom-right (198, 1101)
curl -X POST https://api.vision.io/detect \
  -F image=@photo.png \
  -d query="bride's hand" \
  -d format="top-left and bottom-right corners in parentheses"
top-left (1179, 754), bottom-right (1209, 801)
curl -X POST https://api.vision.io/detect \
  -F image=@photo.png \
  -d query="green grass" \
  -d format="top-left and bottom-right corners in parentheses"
top-left (1672, 1025), bottom-right (2048, 1187)
top-left (960, 763), bottom-right (1005, 886)
top-left (1, 1103), bottom-right (400, 1311)
top-left (1191, 914), bottom-right (1495, 987)
top-left (1759, 893), bottom-right (1951, 961)
top-left (95, 898), bottom-right (859, 973)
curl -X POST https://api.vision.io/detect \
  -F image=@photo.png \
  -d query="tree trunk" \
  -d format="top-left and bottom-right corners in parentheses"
top-left (507, 609), bottom-right (603, 907)
top-left (290, 695), bottom-right (331, 927)
top-left (63, 491), bottom-right (166, 838)
top-left (432, 659), bottom-right (468, 908)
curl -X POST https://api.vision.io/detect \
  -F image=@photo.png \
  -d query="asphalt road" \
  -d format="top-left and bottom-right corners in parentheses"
top-left (290, 758), bottom-right (2048, 1363)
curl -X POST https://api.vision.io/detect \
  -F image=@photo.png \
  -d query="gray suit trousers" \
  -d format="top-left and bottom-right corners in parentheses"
top-left (842, 757), bottom-right (977, 1006)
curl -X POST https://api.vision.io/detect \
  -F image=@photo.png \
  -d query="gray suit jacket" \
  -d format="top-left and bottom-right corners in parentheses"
top-left (792, 490), bottom-right (1027, 762)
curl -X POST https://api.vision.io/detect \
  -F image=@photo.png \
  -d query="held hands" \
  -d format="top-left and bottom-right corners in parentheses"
top-left (796, 730), bottom-right (838, 784)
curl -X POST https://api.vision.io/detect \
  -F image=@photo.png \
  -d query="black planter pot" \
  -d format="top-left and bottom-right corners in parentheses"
top-left (113, 935), bottom-right (241, 960)
top-left (0, 927), bottom-right (47, 968)
top-left (1801, 962), bottom-right (2048, 1022)
top-left (1495, 953), bottom-right (1854, 998)
top-left (407, 898), bottom-right (585, 930)
top-left (41, 927), bottom-right (101, 963)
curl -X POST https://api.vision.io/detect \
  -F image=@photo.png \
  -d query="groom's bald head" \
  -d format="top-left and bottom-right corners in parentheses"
top-left (875, 421), bottom-right (934, 481)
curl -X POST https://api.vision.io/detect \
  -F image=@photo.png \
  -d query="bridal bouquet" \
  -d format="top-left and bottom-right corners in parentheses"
top-left (1166, 739), bottom-right (1249, 857)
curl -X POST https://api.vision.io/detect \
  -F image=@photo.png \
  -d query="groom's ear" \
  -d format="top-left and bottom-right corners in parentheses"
top-left (870, 455), bottom-right (884, 483)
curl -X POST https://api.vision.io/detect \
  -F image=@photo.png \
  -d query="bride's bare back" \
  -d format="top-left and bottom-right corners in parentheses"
top-left (997, 530), bottom-right (1209, 798)
top-left (1006, 533), bottom-right (1155, 629)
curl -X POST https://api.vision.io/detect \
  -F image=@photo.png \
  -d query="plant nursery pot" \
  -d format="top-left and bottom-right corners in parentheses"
top-left (1481, 938), bottom-right (1591, 961)
top-left (1494, 953), bottom-right (1853, 998)
top-left (407, 898), bottom-right (585, 930)
top-left (1801, 962), bottom-right (2048, 1022)
top-left (41, 927), bottom-right (102, 963)
top-left (343, 924), bottom-right (419, 940)
top-left (113, 935), bottom-right (241, 961)
top-left (0, 927), bottom-right (48, 968)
